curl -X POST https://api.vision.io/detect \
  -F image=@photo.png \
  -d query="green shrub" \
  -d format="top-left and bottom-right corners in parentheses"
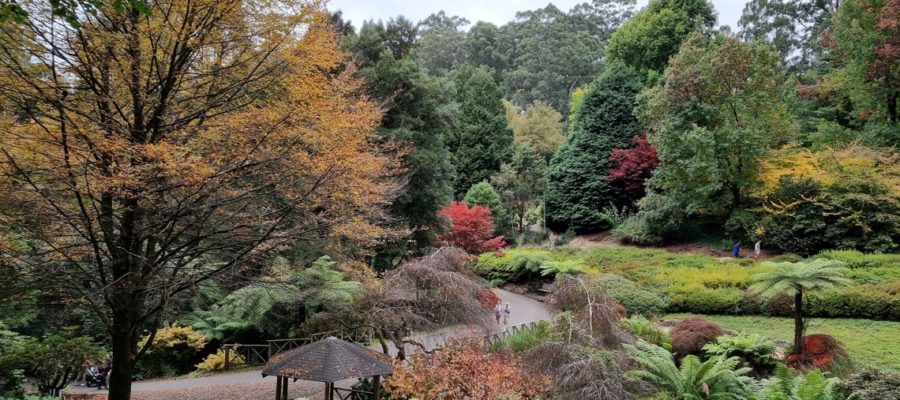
top-left (760, 365), bottom-right (844, 400)
top-left (539, 259), bottom-right (586, 276)
top-left (593, 274), bottom-right (667, 316)
top-left (807, 282), bottom-right (900, 321)
top-left (668, 286), bottom-right (745, 315)
top-left (472, 249), bottom-right (556, 283)
top-left (703, 333), bottom-right (776, 378)
top-left (553, 228), bottom-right (576, 246)
top-left (841, 369), bottom-right (900, 400)
top-left (816, 250), bottom-right (900, 269)
top-left (490, 320), bottom-right (552, 353)
top-left (770, 253), bottom-right (804, 263)
top-left (15, 333), bottom-right (104, 395)
top-left (0, 324), bottom-right (24, 398)
top-left (621, 316), bottom-right (671, 350)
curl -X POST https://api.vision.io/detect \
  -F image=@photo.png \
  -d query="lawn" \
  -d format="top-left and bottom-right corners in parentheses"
top-left (665, 314), bottom-right (900, 373)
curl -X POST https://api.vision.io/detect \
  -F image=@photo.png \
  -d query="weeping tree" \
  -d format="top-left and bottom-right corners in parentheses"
top-left (750, 259), bottom-right (851, 354)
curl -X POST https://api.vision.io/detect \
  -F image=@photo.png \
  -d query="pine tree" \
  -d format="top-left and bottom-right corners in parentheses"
top-left (448, 65), bottom-right (514, 197)
top-left (464, 181), bottom-right (510, 236)
top-left (545, 65), bottom-right (643, 232)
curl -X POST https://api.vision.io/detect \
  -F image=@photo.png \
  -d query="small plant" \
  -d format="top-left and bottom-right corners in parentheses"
top-left (703, 333), bottom-right (776, 378)
top-left (760, 365), bottom-right (843, 400)
top-left (491, 320), bottom-right (553, 353)
top-left (625, 340), bottom-right (754, 400)
top-left (670, 316), bottom-right (724, 358)
top-left (195, 349), bottom-right (245, 373)
top-left (620, 316), bottom-right (671, 350)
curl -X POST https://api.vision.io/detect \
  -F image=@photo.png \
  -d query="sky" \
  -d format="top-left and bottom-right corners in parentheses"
top-left (327, 0), bottom-right (748, 31)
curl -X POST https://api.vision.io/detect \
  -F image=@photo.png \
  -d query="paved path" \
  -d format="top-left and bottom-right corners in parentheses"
top-left (62, 289), bottom-right (552, 399)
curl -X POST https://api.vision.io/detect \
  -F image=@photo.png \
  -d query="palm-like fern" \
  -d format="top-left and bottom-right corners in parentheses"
top-left (504, 252), bottom-right (552, 281)
top-left (539, 259), bottom-right (586, 277)
top-left (760, 365), bottom-right (843, 400)
top-left (625, 340), bottom-right (756, 400)
top-left (749, 259), bottom-right (850, 353)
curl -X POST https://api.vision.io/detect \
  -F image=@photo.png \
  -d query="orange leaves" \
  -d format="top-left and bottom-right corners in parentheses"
top-left (385, 343), bottom-right (551, 400)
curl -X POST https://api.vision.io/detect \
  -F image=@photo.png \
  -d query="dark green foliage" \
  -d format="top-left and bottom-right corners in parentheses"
top-left (15, 333), bottom-right (104, 394)
top-left (491, 146), bottom-right (547, 233)
top-left (0, 323), bottom-right (24, 398)
top-left (349, 19), bottom-right (456, 265)
top-left (448, 65), bottom-right (514, 196)
top-left (761, 365), bottom-right (845, 400)
top-left (545, 65), bottom-right (643, 232)
top-left (621, 316), bottom-right (672, 350)
top-left (703, 333), bottom-right (777, 378)
top-left (607, 0), bottom-right (717, 81)
top-left (464, 181), bottom-right (511, 235)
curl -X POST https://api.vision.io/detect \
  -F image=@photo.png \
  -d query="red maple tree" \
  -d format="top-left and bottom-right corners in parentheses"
top-left (607, 135), bottom-right (660, 199)
top-left (438, 201), bottom-right (506, 253)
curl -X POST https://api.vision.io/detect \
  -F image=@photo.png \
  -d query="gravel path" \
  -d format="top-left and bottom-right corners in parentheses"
top-left (62, 289), bottom-right (552, 400)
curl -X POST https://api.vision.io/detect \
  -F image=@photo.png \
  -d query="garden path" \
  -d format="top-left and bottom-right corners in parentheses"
top-left (62, 289), bottom-right (552, 400)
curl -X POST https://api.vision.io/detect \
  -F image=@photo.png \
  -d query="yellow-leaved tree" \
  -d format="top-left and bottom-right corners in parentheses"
top-left (0, 1), bottom-right (397, 398)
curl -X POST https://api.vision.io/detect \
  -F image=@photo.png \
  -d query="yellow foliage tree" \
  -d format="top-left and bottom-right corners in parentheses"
top-left (0, 1), bottom-right (397, 398)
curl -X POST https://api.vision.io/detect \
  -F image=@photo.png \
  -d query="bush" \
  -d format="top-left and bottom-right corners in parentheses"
top-left (816, 250), bottom-right (900, 269)
top-left (472, 249), bottom-right (556, 283)
top-left (620, 316), bottom-right (671, 350)
top-left (703, 333), bottom-right (776, 378)
top-left (841, 369), bottom-right (900, 400)
top-left (15, 333), bottom-right (104, 395)
top-left (0, 324), bottom-right (24, 398)
top-left (807, 282), bottom-right (900, 321)
top-left (195, 349), bottom-right (245, 373)
top-left (593, 274), bottom-right (667, 316)
top-left (670, 316), bottom-right (724, 359)
top-left (668, 286), bottom-right (745, 315)
top-left (136, 324), bottom-right (207, 378)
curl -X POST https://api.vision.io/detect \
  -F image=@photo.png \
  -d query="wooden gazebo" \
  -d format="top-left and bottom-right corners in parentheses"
top-left (262, 336), bottom-right (393, 400)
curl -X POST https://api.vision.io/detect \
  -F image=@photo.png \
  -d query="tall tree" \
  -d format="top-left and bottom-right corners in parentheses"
top-left (414, 11), bottom-right (469, 75)
top-left (0, 2), bottom-right (396, 399)
top-left (607, 0), bottom-right (717, 82)
top-left (738, 0), bottom-right (839, 72)
top-left (545, 64), bottom-right (643, 232)
top-left (464, 181), bottom-right (511, 235)
top-left (636, 33), bottom-right (795, 235)
top-left (490, 146), bottom-right (547, 232)
top-left (348, 19), bottom-right (457, 268)
top-left (448, 65), bottom-right (514, 196)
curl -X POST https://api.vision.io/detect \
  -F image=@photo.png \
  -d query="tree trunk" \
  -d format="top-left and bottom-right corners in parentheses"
top-left (793, 289), bottom-right (804, 354)
top-left (108, 308), bottom-right (138, 400)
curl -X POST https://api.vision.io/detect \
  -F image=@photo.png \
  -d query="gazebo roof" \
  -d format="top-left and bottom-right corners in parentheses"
top-left (262, 337), bottom-right (393, 383)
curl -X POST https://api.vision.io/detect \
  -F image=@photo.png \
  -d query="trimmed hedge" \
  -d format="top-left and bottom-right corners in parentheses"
top-left (594, 274), bottom-right (667, 316)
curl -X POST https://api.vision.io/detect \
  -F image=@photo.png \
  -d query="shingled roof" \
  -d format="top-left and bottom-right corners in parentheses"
top-left (261, 337), bottom-right (393, 383)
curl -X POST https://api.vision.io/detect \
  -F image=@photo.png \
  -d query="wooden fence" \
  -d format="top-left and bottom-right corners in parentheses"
top-left (223, 327), bottom-right (375, 370)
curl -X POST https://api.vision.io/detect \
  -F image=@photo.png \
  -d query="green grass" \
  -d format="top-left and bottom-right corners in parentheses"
top-left (665, 314), bottom-right (900, 373)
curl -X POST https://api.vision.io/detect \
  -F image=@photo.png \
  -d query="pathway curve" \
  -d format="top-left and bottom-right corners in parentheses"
top-left (62, 289), bottom-right (552, 400)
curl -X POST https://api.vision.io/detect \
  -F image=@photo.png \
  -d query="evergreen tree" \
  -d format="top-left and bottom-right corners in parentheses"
top-left (545, 65), bottom-right (643, 232)
top-left (448, 65), bottom-right (514, 197)
top-left (464, 181), bottom-right (511, 235)
top-left (349, 19), bottom-right (456, 268)
top-left (491, 146), bottom-right (548, 232)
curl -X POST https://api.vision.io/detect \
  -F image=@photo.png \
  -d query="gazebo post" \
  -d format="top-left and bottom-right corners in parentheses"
top-left (274, 376), bottom-right (282, 400)
top-left (281, 376), bottom-right (288, 400)
top-left (325, 382), bottom-right (334, 400)
top-left (372, 376), bottom-right (381, 399)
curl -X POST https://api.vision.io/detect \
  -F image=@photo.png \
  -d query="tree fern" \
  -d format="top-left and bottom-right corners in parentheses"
top-left (625, 340), bottom-right (755, 400)
top-left (540, 259), bottom-right (586, 277)
top-left (760, 365), bottom-right (843, 400)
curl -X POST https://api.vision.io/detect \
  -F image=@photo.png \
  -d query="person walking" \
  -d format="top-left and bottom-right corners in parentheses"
top-left (503, 302), bottom-right (511, 325)
top-left (75, 358), bottom-right (90, 386)
top-left (754, 240), bottom-right (762, 261)
top-left (494, 303), bottom-right (502, 325)
top-left (732, 242), bottom-right (741, 258)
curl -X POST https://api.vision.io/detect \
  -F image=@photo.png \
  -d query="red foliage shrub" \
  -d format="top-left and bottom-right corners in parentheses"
top-left (438, 201), bottom-right (506, 253)
top-left (607, 135), bottom-right (660, 199)
top-left (612, 301), bottom-right (628, 320)
top-left (477, 289), bottom-right (502, 309)
top-left (787, 334), bottom-right (850, 372)
top-left (670, 316), bottom-right (724, 358)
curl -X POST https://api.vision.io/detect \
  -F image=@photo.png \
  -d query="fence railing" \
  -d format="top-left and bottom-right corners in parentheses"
top-left (223, 327), bottom-right (375, 370)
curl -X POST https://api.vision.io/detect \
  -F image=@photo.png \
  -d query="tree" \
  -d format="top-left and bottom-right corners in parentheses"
top-left (749, 259), bottom-right (851, 354)
top-left (630, 33), bottom-right (795, 241)
top-left (625, 340), bottom-right (755, 400)
top-left (464, 21), bottom-right (506, 76)
top-left (490, 146), bottom-right (547, 232)
top-left (607, 135), bottom-right (659, 200)
top-left (15, 333), bottom-right (104, 395)
top-left (414, 11), bottom-right (469, 75)
top-left (545, 65), bottom-right (643, 232)
top-left (349, 18), bottom-right (457, 266)
top-left (607, 0), bottom-right (717, 81)
top-left (0, 2), bottom-right (396, 399)
top-left (437, 201), bottom-right (505, 253)
top-left (448, 66), bottom-right (514, 196)
top-left (464, 181), bottom-right (511, 235)
top-left (503, 100), bottom-right (565, 160)
top-left (738, 0), bottom-right (839, 73)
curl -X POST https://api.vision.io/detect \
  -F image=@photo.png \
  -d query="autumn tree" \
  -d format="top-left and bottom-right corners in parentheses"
top-left (607, 135), bottom-right (660, 200)
top-left (0, 1), bottom-right (396, 399)
top-left (437, 201), bottom-right (505, 253)
top-left (503, 100), bottom-right (565, 160)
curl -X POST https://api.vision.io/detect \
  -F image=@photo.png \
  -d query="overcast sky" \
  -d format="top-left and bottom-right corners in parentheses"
top-left (327, 0), bottom-right (747, 32)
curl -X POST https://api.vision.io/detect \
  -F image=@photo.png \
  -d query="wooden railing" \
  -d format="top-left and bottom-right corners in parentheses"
top-left (333, 387), bottom-right (373, 400)
top-left (481, 320), bottom-right (542, 347)
top-left (223, 327), bottom-right (375, 370)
